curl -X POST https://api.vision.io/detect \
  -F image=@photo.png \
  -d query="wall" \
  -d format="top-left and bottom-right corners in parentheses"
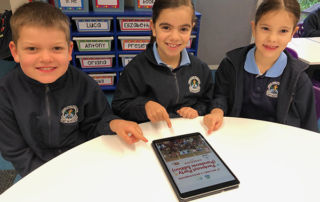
top-left (0, 0), bottom-right (11, 13)
top-left (196, 0), bottom-right (257, 67)
top-left (0, 0), bottom-right (258, 67)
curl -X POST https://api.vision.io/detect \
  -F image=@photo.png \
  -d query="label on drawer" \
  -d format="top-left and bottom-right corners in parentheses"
top-left (138, 0), bottom-right (155, 8)
top-left (78, 21), bottom-right (109, 31)
top-left (82, 58), bottom-right (112, 68)
top-left (89, 73), bottom-right (115, 86)
top-left (123, 57), bottom-right (133, 66)
top-left (123, 40), bottom-right (149, 50)
top-left (95, 77), bottom-right (112, 85)
top-left (80, 41), bottom-right (110, 50)
top-left (121, 20), bottom-right (150, 31)
top-left (60, 0), bottom-right (82, 8)
top-left (96, 0), bottom-right (119, 7)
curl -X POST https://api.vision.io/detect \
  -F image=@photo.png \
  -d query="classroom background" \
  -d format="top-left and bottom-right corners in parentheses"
top-left (0, 0), bottom-right (319, 195)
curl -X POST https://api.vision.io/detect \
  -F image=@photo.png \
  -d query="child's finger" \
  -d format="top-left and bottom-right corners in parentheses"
top-left (213, 120), bottom-right (223, 131)
top-left (132, 131), bottom-right (148, 142)
top-left (127, 125), bottom-right (148, 143)
top-left (207, 124), bottom-right (215, 134)
top-left (163, 113), bottom-right (172, 128)
top-left (118, 131), bottom-right (134, 144)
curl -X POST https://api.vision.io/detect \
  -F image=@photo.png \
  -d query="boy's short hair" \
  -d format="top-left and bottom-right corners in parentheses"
top-left (10, 2), bottom-right (70, 44)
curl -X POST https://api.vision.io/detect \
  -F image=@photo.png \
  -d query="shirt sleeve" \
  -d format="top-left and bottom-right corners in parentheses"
top-left (79, 84), bottom-right (119, 137)
top-left (112, 61), bottom-right (153, 123)
top-left (293, 73), bottom-right (318, 132)
top-left (0, 90), bottom-right (45, 177)
top-left (211, 58), bottom-right (234, 114)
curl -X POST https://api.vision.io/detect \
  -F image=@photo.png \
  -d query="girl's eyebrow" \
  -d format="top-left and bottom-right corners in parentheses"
top-left (259, 23), bottom-right (291, 29)
top-left (280, 26), bottom-right (291, 29)
top-left (159, 22), bottom-right (171, 26)
top-left (159, 23), bottom-right (191, 28)
top-left (259, 23), bottom-right (270, 27)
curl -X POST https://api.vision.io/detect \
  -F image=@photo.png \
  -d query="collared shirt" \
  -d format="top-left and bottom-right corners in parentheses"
top-left (153, 42), bottom-right (191, 70)
top-left (241, 47), bottom-right (287, 123)
top-left (244, 47), bottom-right (287, 77)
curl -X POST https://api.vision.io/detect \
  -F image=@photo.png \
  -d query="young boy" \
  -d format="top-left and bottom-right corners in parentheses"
top-left (0, 2), bottom-right (147, 177)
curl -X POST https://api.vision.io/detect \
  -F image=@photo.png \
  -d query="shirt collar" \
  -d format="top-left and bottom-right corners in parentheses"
top-left (153, 42), bottom-right (190, 68)
top-left (244, 47), bottom-right (287, 78)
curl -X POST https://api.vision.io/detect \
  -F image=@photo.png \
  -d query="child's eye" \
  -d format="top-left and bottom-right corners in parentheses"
top-left (280, 29), bottom-right (289, 33)
top-left (180, 27), bottom-right (190, 32)
top-left (261, 27), bottom-right (269, 31)
top-left (160, 25), bottom-right (170, 31)
top-left (26, 47), bottom-right (36, 51)
top-left (53, 47), bottom-right (63, 51)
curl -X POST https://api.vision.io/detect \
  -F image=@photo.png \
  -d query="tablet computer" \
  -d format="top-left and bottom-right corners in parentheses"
top-left (152, 132), bottom-right (240, 201)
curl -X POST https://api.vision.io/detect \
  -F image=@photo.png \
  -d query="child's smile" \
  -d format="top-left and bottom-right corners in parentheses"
top-left (251, 9), bottom-right (298, 68)
top-left (9, 26), bottom-right (73, 84)
top-left (36, 66), bottom-right (57, 73)
top-left (263, 44), bottom-right (279, 50)
top-left (151, 5), bottom-right (194, 68)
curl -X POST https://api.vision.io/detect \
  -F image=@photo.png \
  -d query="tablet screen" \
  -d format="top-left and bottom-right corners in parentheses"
top-left (152, 133), bottom-right (239, 200)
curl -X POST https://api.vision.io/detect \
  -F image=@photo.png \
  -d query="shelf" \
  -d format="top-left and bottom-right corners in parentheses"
top-left (69, 10), bottom-right (201, 91)
top-left (81, 67), bottom-right (124, 73)
top-left (73, 51), bottom-right (116, 55)
top-left (99, 85), bottom-right (117, 91)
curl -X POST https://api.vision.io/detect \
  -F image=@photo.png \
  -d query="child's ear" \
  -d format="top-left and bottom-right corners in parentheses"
top-left (9, 41), bottom-right (20, 63)
top-left (250, 21), bottom-right (256, 39)
top-left (68, 41), bottom-right (73, 61)
top-left (291, 26), bottom-right (299, 37)
top-left (150, 20), bottom-right (156, 37)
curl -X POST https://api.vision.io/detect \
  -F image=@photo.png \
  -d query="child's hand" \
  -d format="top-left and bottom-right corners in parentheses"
top-left (145, 101), bottom-right (172, 128)
top-left (110, 119), bottom-right (148, 144)
top-left (203, 108), bottom-right (224, 134)
top-left (177, 107), bottom-right (199, 119)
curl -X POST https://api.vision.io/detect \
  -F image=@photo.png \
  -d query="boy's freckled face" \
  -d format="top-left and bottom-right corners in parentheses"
top-left (251, 9), bottom-right (298, 62)
top-left (9, 26), bottom-right (73, 84)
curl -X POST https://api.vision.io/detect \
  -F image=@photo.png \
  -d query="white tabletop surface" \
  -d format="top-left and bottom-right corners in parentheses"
top-left (308, 37), bottom-right (320, 43)
top-left (287, 37), bottom-right (320, 65)
top-left (1, 117), bottom-right (320, 202)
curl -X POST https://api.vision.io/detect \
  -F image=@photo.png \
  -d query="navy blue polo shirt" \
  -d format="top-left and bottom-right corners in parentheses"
top-left (240, 47), bottom-right (287, 122)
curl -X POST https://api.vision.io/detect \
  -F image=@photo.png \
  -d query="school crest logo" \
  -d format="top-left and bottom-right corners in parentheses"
top-left (266, 81), bottom-right (280, 98)
top-left (188, 76), bottom-right (201, 93)
top-left (60, 105), bottom-right (79, 124)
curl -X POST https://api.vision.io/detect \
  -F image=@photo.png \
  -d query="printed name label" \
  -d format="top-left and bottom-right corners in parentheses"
top-left (91, 76), bottom-right (113, 85)
top-left (139, 0), bottom-right (155, 7)
top-left (98, 0), bottom-right (118, 6)
top-left (60, 0), bottom-right (82, 7)
top-left (82, 58), bottom-right (112, 68)
top-left (123, 40), bottom-right (149, 50)
top-left (80, 41), bottom-right (110, 50)
top-left (78, 21), bottom-right (109, 31)
top-left (123, 58), bottom-right (133, 66)
top-left (122, 21), bottom-right (150, 31)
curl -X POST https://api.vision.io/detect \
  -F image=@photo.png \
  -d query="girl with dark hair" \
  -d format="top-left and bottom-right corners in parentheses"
top-left (204, 0), bottom-right (318, 132)
top-left (112, 0), bottom-right (214, 128)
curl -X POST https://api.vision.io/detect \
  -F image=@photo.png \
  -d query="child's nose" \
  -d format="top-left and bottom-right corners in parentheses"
top-left (40, 50), bottom-right (53, 62)
top-left (170, 29), bottom-right (180, 40)
top-left (267, 31), bottom-right (277, 42)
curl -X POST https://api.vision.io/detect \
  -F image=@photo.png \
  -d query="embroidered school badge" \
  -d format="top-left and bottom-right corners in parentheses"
top-left (266, 81), bottom-right (280, 98)
top-left (60, 105), bottom-right (79, 124)
top-left (188, 76), bottom-right (201, 93)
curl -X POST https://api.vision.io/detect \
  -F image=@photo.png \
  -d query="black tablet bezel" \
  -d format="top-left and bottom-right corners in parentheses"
top-left (152, 132), bottom-right (240, 201)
